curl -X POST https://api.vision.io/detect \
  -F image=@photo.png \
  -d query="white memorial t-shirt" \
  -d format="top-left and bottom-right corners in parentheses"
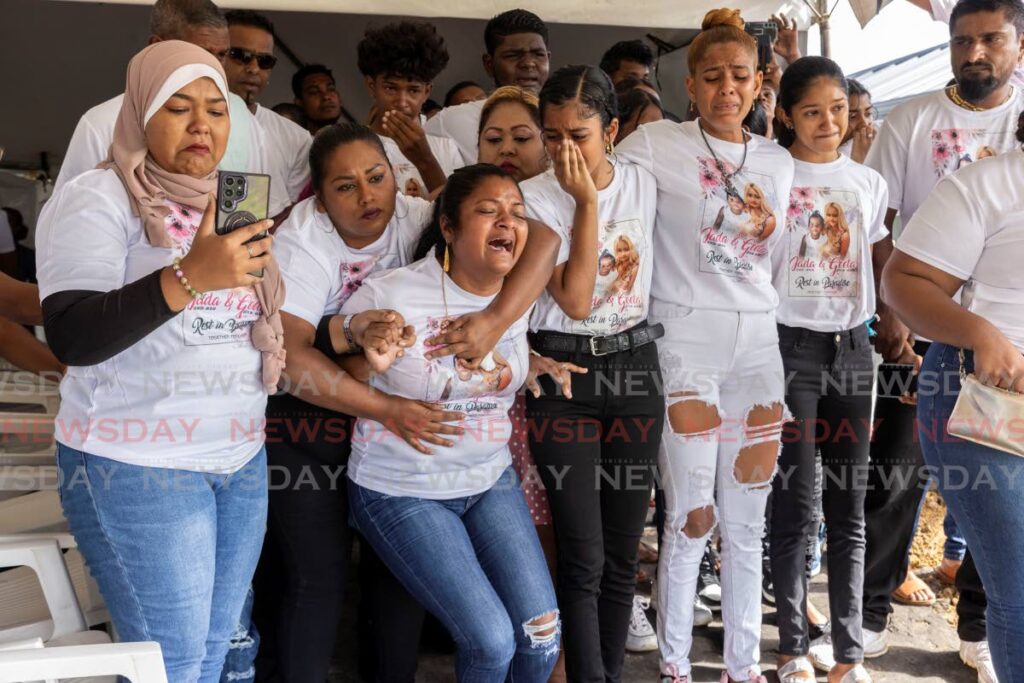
top-left (521, 162), bottom-right (656, 335)
top-left (273, 193), bottom-right (433, 327)
top-left (341, 256), bottom-right (530, 499)
top-left (379, 132), bottom-right (463, 198)
top-left (897, 150), bottom-right (1024, 353)
top-left (865, 88), bottom-right (1024, 226)
top-left (616, 119), bottom-right (795, 312)
top-left (772, 155), bottom-right (889, 331)
top-left (423, 99), bottom-right (485, 166)
top-left (254, 104), bottom-right (312, 203)
top-left (36, 169), bottom-right (266, 472)
top-left (55, 92), bottom-right (291, 214)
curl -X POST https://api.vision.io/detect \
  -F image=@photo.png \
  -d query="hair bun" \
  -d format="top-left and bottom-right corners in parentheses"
top-left (701, 8), bottom-right (745, 30)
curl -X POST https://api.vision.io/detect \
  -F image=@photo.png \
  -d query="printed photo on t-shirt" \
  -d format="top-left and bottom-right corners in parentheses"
top-left (575, 218), bottom-right (648, 334)
top-left (163, 201), bottom-right (263, 346)
top-left (339, 256), bottom-right (381, 305)
top-left (392, 162), bottom-right (428, 198)
top-left (422, 316), bottom-right (516, 405)
top-left (697, 156), bottom-right (778, 281)
top-left (930, 128), bottom-right (1008, 177)
top-left (784, 187), bottom-right (861, 298)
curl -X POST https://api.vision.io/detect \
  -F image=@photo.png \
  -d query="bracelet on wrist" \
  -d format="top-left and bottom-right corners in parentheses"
top-left (172, 257), bottom-right (202, 299)
top-left (343, 314), bottom-right (361, 351)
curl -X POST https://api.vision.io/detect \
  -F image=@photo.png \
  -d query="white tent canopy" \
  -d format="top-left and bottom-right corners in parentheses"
top-left (56, 0), bottom-right (813, 29)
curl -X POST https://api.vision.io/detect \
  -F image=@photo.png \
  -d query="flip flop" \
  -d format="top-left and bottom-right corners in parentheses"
top-left (934, 558), bottom-right (961, 586)
top-left (778, 657), bottom-right (816, 683)
top-left (891, 571), bottom-right (936, 606)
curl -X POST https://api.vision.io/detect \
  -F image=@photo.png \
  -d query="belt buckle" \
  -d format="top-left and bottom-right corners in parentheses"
top-left (589, 335), bottom-right (609, 356)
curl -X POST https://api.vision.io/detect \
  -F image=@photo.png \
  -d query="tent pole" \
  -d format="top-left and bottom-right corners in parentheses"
top-left (818, 0), bottom-right (832, 57)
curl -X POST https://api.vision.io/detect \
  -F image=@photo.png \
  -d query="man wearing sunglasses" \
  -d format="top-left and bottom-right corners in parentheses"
top-left (226, 10), bottom-right (311, 205)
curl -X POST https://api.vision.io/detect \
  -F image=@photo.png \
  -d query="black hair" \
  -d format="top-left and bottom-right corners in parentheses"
top-left (1016, 110), bottom-right (1024, 145)
top-left (292, 64), bottom-right (334, 99)
top-left (950, 0), bottom-right (1024, 35)
top-left (413, 164), bottom-right (519, 261)
top-left (808, 210), bottom-right (825, 226)
top-left (357, 21), bottom-right (449, 83)
top-left (539, 64), bottom-right (619, 129)
top-left (224, 9), bottom-right (274, 34)
top-left (445, 80), bottom-right (484, 107)
top-left (484, 9), bottom-right (549, 55)
top-left (272, 102), bottom-right (308, 127)
top-left (847, 78), bottom-right (870, 100)
top-left (599, 40), bottom-right (655, 76)
top-left (777, 56), bottom-right (848, 148)
top-left (151, 0), bottom-right (225, 38)
top-left (743, 103), bottom-right (768, 137)
top-left (617, 88), bottom-right (662, 128)
top-left (614, 75), bottom-right (661, 98)
top-left (724, 187), bottom-right (743, 203)
top-left (423, 99), bottom-right (442, 115)
top-left (308, 123), bottom-right (389, 192)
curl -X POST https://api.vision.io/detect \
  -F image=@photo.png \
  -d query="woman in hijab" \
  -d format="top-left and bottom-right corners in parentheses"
top-left (35, 40), bottom-right (284, 682)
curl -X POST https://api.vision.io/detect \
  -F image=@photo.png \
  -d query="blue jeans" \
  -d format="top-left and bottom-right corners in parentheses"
top-left (57, 444), bottom-right (268, 683)
top-left (220, 587), bottom-right (257, 683)
top-left (918, 344), bottom-right (1024, 679)
top-left (943, 509), bottom-right (967, 562)
top-left (349, 466), bottom-right (560, 683)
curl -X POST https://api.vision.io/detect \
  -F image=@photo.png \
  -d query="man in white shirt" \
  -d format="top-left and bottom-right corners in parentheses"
top-left (862, 0), bottom-right (1024, 668)
top-left (224, 9), bottom-right (312, 204)
top-left (357, 20), bottom-right (462, 197)
top-left (425, 9), bottom-right (550, 165)
top-left (54, 0), bottom-right (289, 215)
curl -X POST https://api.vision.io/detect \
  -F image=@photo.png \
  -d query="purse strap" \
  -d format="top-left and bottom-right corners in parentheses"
top-left (959, 348), bottom-right (968, 382)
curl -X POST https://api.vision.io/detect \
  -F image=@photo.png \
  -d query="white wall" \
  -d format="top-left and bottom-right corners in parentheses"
top-left (0, 0), bottom-right (698, 173)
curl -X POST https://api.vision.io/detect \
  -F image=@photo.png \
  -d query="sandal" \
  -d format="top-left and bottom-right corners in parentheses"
top-left (836, 664), bottom-right (872, 683)
top-left (891, 570), bottom-right (935, 606)
top-left (934, 558), bottom-right (961, 585)
top-left (778, 657), bottom-right (816, 683)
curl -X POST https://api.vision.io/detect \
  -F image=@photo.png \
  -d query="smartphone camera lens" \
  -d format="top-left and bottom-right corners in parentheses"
top-left (223, 201), bottom-right (232, 209)
top-left (225, 177), bottom-right (234, 186)
top-left (225, 189), bottom-right (234, 197)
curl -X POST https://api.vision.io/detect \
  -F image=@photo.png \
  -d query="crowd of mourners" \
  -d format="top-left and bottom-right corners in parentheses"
top-left (2, 0), bottom-right (1024, 681)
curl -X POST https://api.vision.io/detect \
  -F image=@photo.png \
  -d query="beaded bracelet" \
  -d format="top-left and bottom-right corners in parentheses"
top-left (172, 257), bottom-right (201, 299)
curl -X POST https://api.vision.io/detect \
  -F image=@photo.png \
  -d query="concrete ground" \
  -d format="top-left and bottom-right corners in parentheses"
top-left (328, 550), bottom-right (974, 683)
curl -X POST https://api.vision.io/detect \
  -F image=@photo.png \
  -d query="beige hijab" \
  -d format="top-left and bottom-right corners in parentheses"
top-left (100, 40), bottom-right (286, 391)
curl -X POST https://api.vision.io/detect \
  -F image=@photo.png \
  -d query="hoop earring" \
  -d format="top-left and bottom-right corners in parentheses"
top-left (443, 244), bottom-right (450, 272)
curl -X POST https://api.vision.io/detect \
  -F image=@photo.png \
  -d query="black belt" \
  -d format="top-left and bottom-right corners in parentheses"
top-left (530, 322), bottom-right (664, 357)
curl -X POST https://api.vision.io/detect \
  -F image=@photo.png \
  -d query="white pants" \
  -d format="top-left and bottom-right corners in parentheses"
top-left (651, 302), bottom-right (787, 681)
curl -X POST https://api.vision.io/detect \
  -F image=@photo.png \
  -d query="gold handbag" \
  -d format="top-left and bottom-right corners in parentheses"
top-left (947, 349), bottom-right (1024, 458)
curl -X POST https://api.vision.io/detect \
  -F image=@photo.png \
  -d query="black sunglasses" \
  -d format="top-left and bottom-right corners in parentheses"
top-left (227, 47), bottom-right (277, 70)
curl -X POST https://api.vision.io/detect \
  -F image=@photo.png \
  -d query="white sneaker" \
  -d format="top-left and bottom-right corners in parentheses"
top-left (862, 628), bottom-right (889, 658)
top-left (960, 640), bottom-right (998, 683)
top-left (694, 595), bottom-right (714, 627)
top-left (626, 595), bottom-right (658, 652)
top-left (808, 634), bottom-right (837, 672)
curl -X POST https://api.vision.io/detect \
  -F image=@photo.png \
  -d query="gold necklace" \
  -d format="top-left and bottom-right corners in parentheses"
top-left (946, 84), bottom-right (1012, 111)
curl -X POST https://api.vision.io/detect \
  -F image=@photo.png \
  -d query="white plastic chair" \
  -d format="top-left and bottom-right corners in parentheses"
top-left (0, 371), bottom-right (61, 415)
top-left (0, 641), bottom-right (167, 683)
top-left (0, 410), bottom-right (55, 466)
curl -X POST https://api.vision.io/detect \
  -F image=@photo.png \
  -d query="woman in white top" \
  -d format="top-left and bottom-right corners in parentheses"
top-left (259, 122), bottom-right (440, 682)
top-left (38, 41), bottom-right (283, 681)
top-left (615, 10), bottom-right (796, 683)
top-left (769, 57), bottom-right (889, 683)
top-left (882, 125), bottom-right (1024, 683)
top-left (341, 165), bottom-right (561, 682)
top-left (520, 64), bottom-right (664, 683)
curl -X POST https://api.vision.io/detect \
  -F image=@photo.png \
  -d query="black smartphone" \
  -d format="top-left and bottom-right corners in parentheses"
top-left (744, 20), bottom-right (778, 71)
top-left (216, 171), bottom-right (271, 278)
top-left (877, 363), bottom-right (918, 399)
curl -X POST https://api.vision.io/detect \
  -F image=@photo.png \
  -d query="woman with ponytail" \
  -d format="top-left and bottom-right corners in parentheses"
top-left (518, 64), bottom-right (664, 683)
top-left (341, 164), bottom-right (561, 682)
top-left (615, 9), bottom-right (795, 683)
top-left (769, 56), bottom-right (888, 683)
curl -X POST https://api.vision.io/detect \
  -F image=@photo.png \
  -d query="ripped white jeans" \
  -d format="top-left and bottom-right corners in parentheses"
top-left (651, 302), bottom-right (787, 681)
